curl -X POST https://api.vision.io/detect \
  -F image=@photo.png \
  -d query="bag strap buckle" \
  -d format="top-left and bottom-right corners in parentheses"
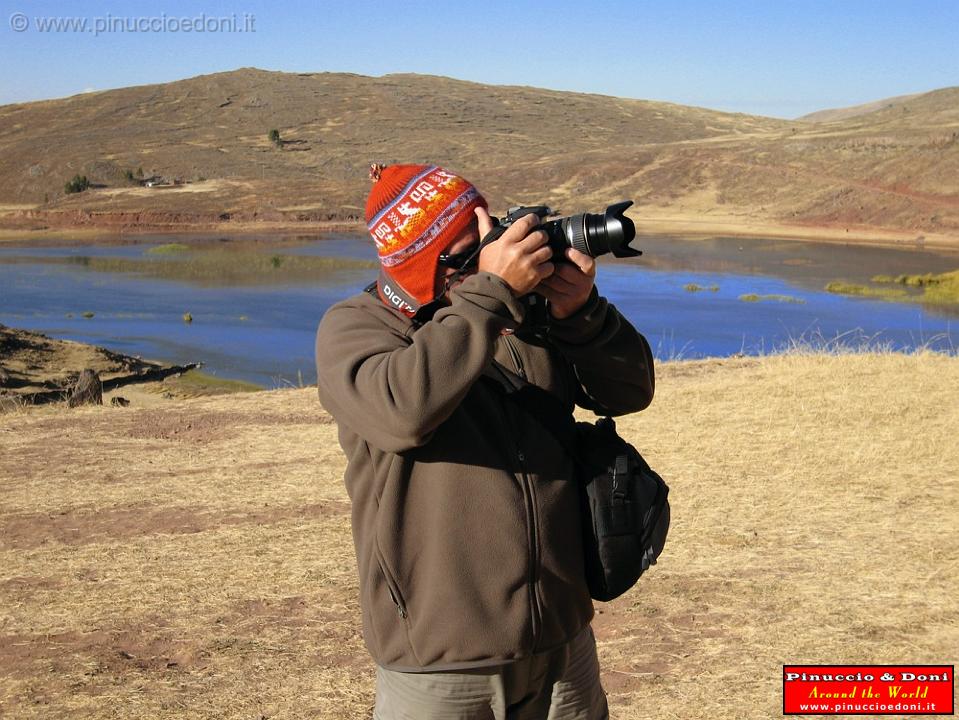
top-left (611, 453), bottom-right (629, 503)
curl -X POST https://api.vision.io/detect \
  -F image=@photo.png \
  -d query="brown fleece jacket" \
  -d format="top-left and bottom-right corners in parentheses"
top-left (315, 271), bottom-right (654, 672)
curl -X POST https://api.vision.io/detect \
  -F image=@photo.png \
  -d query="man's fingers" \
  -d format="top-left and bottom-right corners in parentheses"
top-left (565, 248), bottom-right (596, 276)
top-left (539, 274), bottom-right (577, 294)
top-left (535, 281), bottom-right (574, 305)
top-left (517, 230), bottom-right (549, 255)
top-left (475, 206), bottom-right (494, 239)
top-left (542, 267), bottom-right (578, 290)
top-left (530, 245), bottom-right (553, 264)
top-left (537, 261), bottom-right (556, 280)
top-left (501, 213), bottom-right (541, 244)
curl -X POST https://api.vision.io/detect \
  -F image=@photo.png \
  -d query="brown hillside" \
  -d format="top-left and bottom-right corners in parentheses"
top-left (798, 91), bottom-right (924, 123)
top-left (1, 68), bottom-right (958, 246)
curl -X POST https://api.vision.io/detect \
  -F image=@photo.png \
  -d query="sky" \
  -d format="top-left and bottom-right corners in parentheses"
top-left (1, 0), bottom-right (957, 118)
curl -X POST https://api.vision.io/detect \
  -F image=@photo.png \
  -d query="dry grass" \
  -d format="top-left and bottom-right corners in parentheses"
top-left (1, 352), bottom-right (957, 719)
top-left (2, 69), bottom-right (959, 247)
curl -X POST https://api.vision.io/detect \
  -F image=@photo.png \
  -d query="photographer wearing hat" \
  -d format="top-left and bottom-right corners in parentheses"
top-left (315, 164), bottom-right (655, 719)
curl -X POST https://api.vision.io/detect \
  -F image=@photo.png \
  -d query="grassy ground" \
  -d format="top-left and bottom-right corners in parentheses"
top-left (1, 351), bottom-right (956, 719)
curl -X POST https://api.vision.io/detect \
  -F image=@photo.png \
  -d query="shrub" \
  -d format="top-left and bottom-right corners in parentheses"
top-left (64, 174), bottom-right (90, 194)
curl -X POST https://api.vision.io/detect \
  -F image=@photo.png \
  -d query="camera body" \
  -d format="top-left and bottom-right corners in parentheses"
top-left (481, 201), bottom-right (641, 332)
top-left (492, 200), bottom-right (641, 261)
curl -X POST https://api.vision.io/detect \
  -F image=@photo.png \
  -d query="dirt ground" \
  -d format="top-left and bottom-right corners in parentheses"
top-left (1, 350), bottom-right (957, 719)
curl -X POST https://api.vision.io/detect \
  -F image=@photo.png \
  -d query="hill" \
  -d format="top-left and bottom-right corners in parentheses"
top-left (1, 350), bottom-right (956, 718)
top-left (1, 68), bottom-right (958, 247)
top-left (798, 91), bottom-right (924, 123)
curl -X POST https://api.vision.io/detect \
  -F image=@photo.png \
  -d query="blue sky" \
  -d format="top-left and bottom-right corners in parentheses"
top-left (1, 0), bottom-right (957, 118)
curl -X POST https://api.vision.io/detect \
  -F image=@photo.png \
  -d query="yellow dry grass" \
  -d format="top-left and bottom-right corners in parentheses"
top-left (1, 352), bottom-right (957, 719)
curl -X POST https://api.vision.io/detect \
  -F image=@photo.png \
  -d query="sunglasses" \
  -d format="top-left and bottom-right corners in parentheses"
top-left (437, 243), bottom-right (481, 270)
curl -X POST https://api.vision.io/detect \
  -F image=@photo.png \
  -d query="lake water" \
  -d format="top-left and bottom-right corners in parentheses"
top-left (0, 233), bottom-right (956, 387)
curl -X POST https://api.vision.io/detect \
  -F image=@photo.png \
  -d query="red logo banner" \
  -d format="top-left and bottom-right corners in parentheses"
top-left (783, 665), bottom-right (954, 715)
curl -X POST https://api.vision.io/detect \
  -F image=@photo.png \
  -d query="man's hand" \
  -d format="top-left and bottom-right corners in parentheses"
top-left (535, 248), bottom-right (596, 319)
top-left (475, 207), bottom-right (555, 296)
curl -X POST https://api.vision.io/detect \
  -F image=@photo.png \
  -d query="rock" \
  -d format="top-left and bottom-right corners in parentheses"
top-left (111, 396), bottom-right (130, 407)
top-left (68, 369), bottom-right (103, 407)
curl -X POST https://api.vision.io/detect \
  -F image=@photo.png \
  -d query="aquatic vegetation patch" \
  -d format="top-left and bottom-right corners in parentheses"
top-left (870, 269), bottom-right (959, 305)
top-left (51, 251), bottom-right (378, 286)
top-left (163, 369), bottom-right (262, 395)
top-left (146, 243), bottom-right (191, 255)
top-left (739, 294), bottom-right (806, 304)
top-left (824, 282), bottom-right (908, 300)
top-left (684, 283), bottom-right (720, 293)
top-left (828, 270), bottom-right (959, 306)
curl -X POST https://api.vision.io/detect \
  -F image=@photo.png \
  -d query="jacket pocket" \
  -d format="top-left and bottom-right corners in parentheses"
top-left (373, 543), bottom-right (409, 620)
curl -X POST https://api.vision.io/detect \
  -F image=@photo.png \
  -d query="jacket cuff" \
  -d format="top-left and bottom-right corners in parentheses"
top-left (546, 287), bottom-right (607, 345)
top-left (448, 272), bottom-right (526, 329)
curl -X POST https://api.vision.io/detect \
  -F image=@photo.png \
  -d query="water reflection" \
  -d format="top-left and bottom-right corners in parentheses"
top-left (0, 233), bottom-right (955, 386)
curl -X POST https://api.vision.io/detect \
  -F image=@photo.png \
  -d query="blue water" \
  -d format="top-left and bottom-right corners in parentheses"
top-left (598, 265), bottom-right (952, 359)
top-left (0, 234), bottom-right (955, 387)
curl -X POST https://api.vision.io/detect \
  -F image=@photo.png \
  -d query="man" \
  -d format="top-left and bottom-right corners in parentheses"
top-left (315, 164), bottom-right (655, 719)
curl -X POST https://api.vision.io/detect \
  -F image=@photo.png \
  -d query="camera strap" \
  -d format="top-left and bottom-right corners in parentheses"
top-left (482, 360), bottom-right (578, 450)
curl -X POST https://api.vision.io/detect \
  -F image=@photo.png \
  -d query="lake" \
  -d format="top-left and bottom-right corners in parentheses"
top-left (0, 233), bottom-right (956, 387)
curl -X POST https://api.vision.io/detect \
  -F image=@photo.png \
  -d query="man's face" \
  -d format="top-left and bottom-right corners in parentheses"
top-left (436, 217), bottom-right (481, 299)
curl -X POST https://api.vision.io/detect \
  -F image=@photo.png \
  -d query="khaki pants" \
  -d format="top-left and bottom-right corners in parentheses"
top-left (373, 625), bottom-right (609, 720)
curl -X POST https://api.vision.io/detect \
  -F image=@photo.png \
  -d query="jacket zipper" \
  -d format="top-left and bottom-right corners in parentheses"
top-left (500, 335), bottom-right (544, 650)
top-left (375, 545), bottom-right (408, 619)
top-left (504, 334), bottom-right (527, 380)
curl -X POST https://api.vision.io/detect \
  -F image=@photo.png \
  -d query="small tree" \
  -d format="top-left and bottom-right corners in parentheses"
top-left (64, 174), bottom-right (90, 194)
top-left (268, 128), bottom-right (281, 147)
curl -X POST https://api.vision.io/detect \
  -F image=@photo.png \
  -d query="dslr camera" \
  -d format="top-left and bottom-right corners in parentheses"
top-left (489, 200), bottom-right (640, 261)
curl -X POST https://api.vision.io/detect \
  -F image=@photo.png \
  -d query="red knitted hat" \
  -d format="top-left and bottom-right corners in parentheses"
top-left (366, 163), bottom-right (487, 316)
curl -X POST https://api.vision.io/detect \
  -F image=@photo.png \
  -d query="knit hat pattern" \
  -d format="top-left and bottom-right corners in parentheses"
top-left (366, 164), bottom-right (487, 315)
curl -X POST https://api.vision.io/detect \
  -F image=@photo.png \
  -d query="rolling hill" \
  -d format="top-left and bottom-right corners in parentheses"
top-left (0, 68), bottom-right (957, 246)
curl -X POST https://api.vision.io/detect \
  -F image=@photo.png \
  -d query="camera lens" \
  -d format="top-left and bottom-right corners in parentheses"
top-left (543, 201), bottom-right (639, 259)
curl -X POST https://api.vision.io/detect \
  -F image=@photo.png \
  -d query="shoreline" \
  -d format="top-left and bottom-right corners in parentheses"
top-left (1, 215), bottom-right (958, 253)
top-left (3, 318), bottom-right (954, 413)
top-left (631, 216), bottom-right (959, 253)
top-left (0, 219), bottom-right (361, 246)
top-left (0, 323), bottom-right (261, 411)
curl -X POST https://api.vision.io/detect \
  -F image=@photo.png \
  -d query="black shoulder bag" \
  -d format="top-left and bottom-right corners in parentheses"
top-left (484, 362), bottom-right (670, 602)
